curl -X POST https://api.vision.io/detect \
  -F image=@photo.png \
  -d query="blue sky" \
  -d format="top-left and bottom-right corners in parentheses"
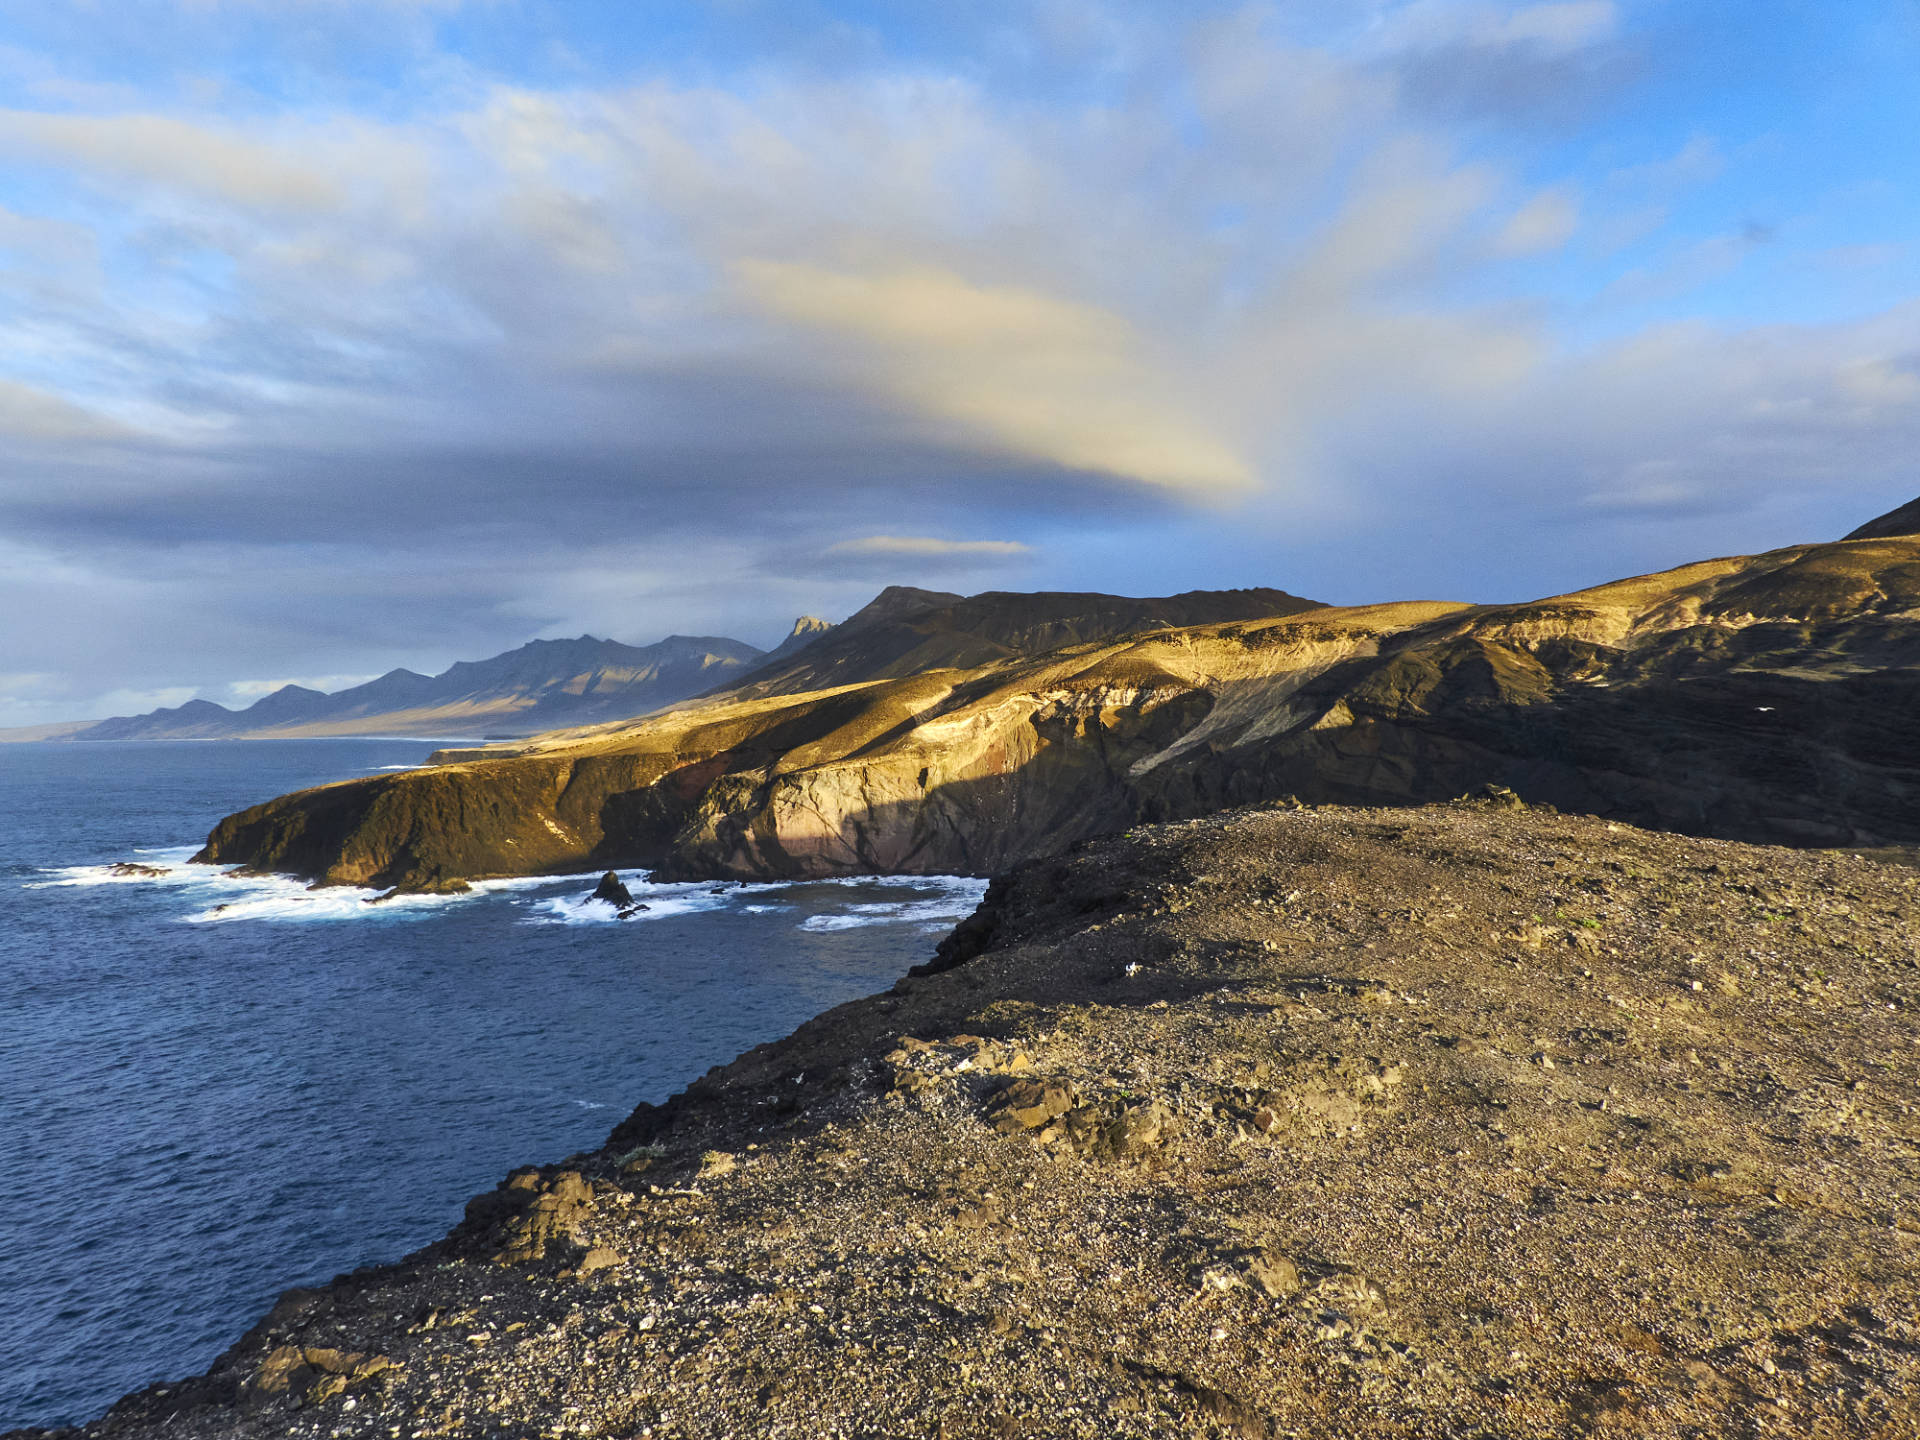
top-left (1, 0), bottom-right (1917, 724)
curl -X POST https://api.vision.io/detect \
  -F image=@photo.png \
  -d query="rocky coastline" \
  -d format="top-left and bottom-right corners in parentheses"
top-left (191, 534), bottom-right (1920, 896)
top-left (27, 800), bottom-right (1920, 1438)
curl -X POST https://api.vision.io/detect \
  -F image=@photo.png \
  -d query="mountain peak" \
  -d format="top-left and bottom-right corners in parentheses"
top-left (745, 615), bottom-right (840, 673)
top-left (840, 586), bottom-right (966, 633)
top-left (1845, 495), bottom-right (1920, 541)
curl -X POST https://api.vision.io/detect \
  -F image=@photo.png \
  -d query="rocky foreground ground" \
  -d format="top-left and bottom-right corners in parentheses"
top-left (32, 801), bottom-right (1920, 1439)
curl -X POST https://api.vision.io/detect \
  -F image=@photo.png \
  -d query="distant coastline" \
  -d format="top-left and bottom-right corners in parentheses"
top-left (0, 733), bottom-right (492, 746)
top-left (2, 632), bottom-right (785, 747)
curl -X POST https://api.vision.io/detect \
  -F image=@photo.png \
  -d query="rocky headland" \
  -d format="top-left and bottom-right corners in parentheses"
top-left (195, 530), bottom-right (1920, 893)
top-left (32, 801), bottom-right (1920, 1438)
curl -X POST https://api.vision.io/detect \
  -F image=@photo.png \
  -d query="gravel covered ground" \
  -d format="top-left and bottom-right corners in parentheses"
top-left (28, 800), bottom-right (1920, 1439)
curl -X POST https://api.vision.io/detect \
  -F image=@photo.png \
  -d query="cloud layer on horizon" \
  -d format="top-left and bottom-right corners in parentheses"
top-left (0, 0), bottom-right (1917, 724)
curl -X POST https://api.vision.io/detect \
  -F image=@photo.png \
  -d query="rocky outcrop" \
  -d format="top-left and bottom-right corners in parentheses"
top-left (587, 871), bottom-right (647, 917)
top-left (61, 805), bottom-right (1920, 1438)
top-left (194, 535), bottom-right (1920, 890)
top-left (589, 871), bottom-right (634, 908)
top-left (752, 614), bottom-right (838, 669)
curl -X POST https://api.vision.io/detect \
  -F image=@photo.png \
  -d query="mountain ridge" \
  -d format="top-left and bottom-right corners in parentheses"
top-left (708, 584), bottom-right (1324, 702)
top-left (49, 634), bottom-right (769, 743)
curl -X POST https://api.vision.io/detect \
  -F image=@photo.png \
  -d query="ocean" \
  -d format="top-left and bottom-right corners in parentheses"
top-left (0, 739), bottom-right (984, 1431)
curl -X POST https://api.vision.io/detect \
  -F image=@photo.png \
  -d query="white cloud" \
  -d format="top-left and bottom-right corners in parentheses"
top-left (1602, 229), bottom-right (1763, 307)
top-left (1371, 1), bottom-right (1619, 57)
top-left (1835, 357), bottom-right (1920, 410)
top-left (737, 261), bottom-right (1253, 494)
top-left (0, 379), bottom-right (126, 440)
top-left (0, 110), bottom-right (343, 209)
top-left (1498, 1), bottom-right (1617, 52)
top-left (1495, 186), bottom-right (1579, 254)
top-left (0, 6), bottom-right (1913, 715)
top-left (1608, 135), bottom-right (1724, 196)
top-left (177, 0), bottom-right (477, 8)
top-left (225, 674), bottom-right (381, 698)
top-left (828, 536), bottom-right (1033, 557)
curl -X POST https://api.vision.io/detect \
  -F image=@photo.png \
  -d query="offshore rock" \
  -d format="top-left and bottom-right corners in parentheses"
top-left (588, 871), bottom-right (634, 908)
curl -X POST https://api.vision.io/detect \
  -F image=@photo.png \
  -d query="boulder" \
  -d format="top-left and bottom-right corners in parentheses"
top-left (248, 1344), bottom-right (394, 1407)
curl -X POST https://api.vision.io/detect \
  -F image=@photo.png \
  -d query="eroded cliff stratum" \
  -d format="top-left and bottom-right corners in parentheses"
top-left (195, 533), bottom-right (1920, 890)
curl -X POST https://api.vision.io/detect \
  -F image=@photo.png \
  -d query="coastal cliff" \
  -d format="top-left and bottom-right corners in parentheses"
top-left (197, 535), bottom-right (1920, 890)
top-left (54, 803), bottom-right (1920, 1438)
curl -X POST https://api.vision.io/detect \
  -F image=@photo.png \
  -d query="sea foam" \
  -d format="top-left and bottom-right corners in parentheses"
top-left (23, 852), bottom-right (986, 934)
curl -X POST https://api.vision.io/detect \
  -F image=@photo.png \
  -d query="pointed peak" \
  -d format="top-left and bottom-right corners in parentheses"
top-left (842, 586), bottom-right (964, 631)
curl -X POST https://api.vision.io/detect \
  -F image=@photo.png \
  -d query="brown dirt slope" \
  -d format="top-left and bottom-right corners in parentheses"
top-left (196, 535), bottom-right (1920, 891)
top-left (55, 802), bottom-right (1920, 1439)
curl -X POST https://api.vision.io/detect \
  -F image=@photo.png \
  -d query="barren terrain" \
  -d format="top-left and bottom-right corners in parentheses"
top-left (44, 800), bottom-right (1920, 1440)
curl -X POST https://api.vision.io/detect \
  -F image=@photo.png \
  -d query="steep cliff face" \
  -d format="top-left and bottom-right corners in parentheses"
top-left (195, 536), bottom-right (1920, 887)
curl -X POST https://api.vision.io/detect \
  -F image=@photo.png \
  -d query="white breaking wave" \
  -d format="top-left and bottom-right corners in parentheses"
top-left (24, 852), bottom-right (606, 925)
top-left (522, 875), bottom-right (797, 926)
top-left (809, 873), bottom-right (987, 890)
top-left (25, 846), bottom-right (205, 889)
top-left (528, 874), bottom-right (986, 931)
top-left (23, 848), bottom-right (986, 933)
top-left (796, 891), bottom-right (985, 933)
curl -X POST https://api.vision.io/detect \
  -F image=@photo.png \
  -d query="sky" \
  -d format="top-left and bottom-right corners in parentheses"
top-left (1, 0), bottom-right (1917, 725)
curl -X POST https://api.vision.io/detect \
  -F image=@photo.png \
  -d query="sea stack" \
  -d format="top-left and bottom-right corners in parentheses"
top-left (589, 871), bottom-right (635, 909)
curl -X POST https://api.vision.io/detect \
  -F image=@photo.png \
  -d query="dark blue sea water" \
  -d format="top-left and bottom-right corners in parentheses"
top-left (0, 740), bottom-right (983, 1431)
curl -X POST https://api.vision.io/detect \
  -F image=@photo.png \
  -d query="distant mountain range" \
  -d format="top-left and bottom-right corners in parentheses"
top-left (11, 631), bottom-right (804, 742)
top-left (6, 585), bottom-right (1329, 746)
